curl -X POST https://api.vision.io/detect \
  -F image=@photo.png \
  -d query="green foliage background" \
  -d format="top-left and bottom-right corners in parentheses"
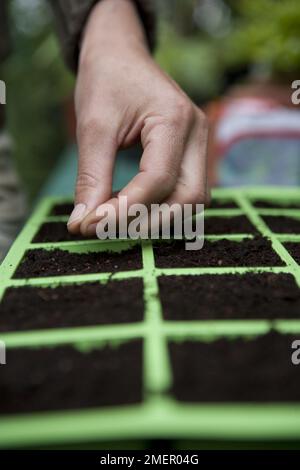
top-left (2, 0), bottom-right (300, 202)
top-left (222, 0), bottom-right (300, 78)
top-left (2, 0), bottom-right (74, 201)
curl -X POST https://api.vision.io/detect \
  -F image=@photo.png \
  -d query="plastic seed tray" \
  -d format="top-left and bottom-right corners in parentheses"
top-left (0, 187), bottom-right (300, 448)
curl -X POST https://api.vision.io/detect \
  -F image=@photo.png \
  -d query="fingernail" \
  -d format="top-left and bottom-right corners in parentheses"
top-left (67, 203), bottom-right (86, 226)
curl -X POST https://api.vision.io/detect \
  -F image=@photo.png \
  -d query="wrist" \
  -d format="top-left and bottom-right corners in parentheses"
top-left (79, 0), bottom-right (149, 67)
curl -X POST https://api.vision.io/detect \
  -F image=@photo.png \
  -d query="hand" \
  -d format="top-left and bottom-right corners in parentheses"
top-left (67, 0), bottom-right (209, 236)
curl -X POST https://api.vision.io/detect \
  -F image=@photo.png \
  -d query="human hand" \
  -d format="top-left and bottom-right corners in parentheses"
top-left (67, 0), bottom-right (209, 236)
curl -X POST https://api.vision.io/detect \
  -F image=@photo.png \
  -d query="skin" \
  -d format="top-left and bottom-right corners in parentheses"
top-left (67, 0), bottom-right (209, 236)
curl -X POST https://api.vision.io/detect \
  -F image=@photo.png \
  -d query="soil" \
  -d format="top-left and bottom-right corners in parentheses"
top-left (33, 216), bottom-right (256, 242)
top-left (51, 200), bottom-right (240, 212)
top-left (33, 222), bottom-right (88, 243)
top-left (204, 216), bottom-right (256, 234)
top-left (254, 200), bottom-right (300, 209)
top-left (207, 200), bottom-right (238, 209)
top-left (13, 247), bottom-right (142, 278)
top-left (262, 216), bottom-right (300, 234)
top-left (34, 221), bottom-right (194, 242)
top-left (35, 215), bottom-right (256, 242)
top-left (0, 279), bottom-right (144, 332)
top-left (170, 331), bottom-right (300, 402)
top-left (0, 340), bottom-right (143, 414)
top-left (159, 273), bottom-right (300, 320)
top-left (284, 243), bottom-right (300, 265)
top-left (50, 203), bottom-right (74, 216)
top-left (153, 237), bottom-right (284, 268)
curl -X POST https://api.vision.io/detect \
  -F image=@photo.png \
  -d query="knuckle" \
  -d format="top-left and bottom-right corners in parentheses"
top-left (76, 170), bottom-right (100, 192)
top-left (77, 116), bottom-right (108, 141)
top-left (169, 96), bottom-right (194, 127)
top-left (77, 117), bottom-right (97, 137)
top-left (152, 170), bottom-right (176, 191)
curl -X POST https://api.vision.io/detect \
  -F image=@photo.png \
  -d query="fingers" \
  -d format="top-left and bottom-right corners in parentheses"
top-left (149, 109), bottom-right (209, 235)
top-left (168, 109), bottom-right (209, 204)
top-left (67, 119), bottom-right (117, 234)
top-left (80, 103), bottom-right (192, 236)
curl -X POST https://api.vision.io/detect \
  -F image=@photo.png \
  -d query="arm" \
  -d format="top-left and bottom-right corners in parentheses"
top-left (48, 0), bottom-right (156, 71)
top-left (51, 0), bottom-right (209, 235)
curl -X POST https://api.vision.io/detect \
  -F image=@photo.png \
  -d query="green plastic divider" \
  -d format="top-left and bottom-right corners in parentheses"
top-left (0, 187), bottom-right (300, 448)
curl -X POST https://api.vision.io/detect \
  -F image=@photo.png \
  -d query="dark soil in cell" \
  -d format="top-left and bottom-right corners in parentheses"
top-left (0, 341), bottom-right (143, 414)
top-left (0, 279), bottom-right (143, 332)
top-left (284, 243), bottom-right (300, 264)
top-left (33, 222), bottom-right (88, 243)
top-left (263, 216), bottom-right (300, 234)
top-left (254, 200), bottom-right (300, 209)
top-left (204, 216), bottom-right (256, 234)
top-left (170, 331), bottom-right (300, 402)
top-left (13, 247), bottom-right (142, 278)
top-left (50, 203), bottom-right (74, 216)
top-left (208, 200), bottom-right (238, 209)
top-left (154, 237), bottom-right (284, 268)
top-left (159, 273), bottom-right (300, 320)
top-left (35, 221), bottom-right (199, 242)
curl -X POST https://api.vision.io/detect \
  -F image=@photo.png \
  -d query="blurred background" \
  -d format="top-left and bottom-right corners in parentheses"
top-left (1, 0), bottom-right (300, 206)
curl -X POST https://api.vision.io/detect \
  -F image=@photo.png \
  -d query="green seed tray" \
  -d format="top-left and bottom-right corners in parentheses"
top-left (0, 187), bottom-right (300, 448)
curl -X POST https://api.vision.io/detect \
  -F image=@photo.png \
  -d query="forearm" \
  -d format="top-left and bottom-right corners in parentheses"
top-left (63, 0), bottom-right (208, 236)
top-left (48, 0), bottom-right (156, 71)
top-left (80, 0), bottom-right (149, 63)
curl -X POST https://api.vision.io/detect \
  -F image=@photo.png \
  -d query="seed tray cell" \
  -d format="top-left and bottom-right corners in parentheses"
top-left (159, 273), bottom-right (300, 320)
top-left (0, 279), bottom-right (144, 332)
top-left (208, 199), bottom-right (239, 209)
top-left (262, 216), bottom-right (300, 234)
top-left (1, 340), bottom-right (143, 414)
top-left (35, 215), bottom-right (256, 243)
top-left (0, 187), bottom-right (300, 448)
top-left (153, 238), bottom-right (284, 268)
top-left (170, 331), bottom-right (300, 402)
top-left (50, 203), bottom-right (74, 216)
top-left (284, 243), bottom-right (300, 265)
top-left (253, 200), bottom-right (300, 209)
top-left (204, 216), bottom-right (257, 235)
top-left (32, 222), bottom-right (87, 243)
top-left (13, 246), bottom-right (142, 278)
